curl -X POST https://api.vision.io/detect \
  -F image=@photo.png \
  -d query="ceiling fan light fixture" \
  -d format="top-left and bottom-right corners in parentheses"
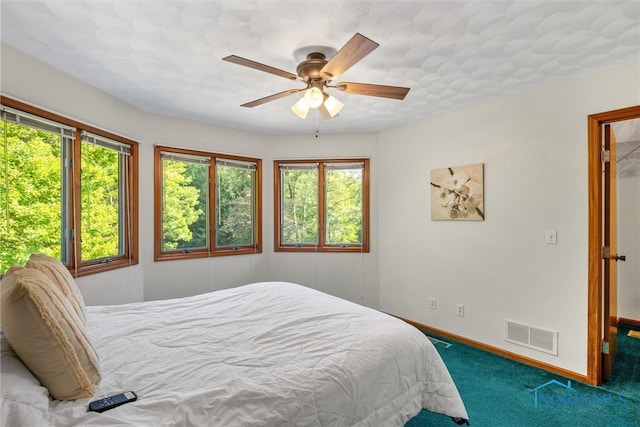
top-left (319, 95), bottom-right (344, 119)
top-left (225, 33), bottom-right (411, 121)
top-left (303, 86), bottom-right (324, 109)
top-left (291, 97), bottom-right (309, 119)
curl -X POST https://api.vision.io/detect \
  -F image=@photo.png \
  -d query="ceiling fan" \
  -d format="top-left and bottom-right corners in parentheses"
top-left (222, 33), bottom-right (410, 120)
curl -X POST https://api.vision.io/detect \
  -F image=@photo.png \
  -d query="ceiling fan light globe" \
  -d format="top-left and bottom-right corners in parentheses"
top-left (291, 97), bottom-right (309, 119)
top-left (321, 95), bottom-right (344, 118)
top-left (304, 87), bottom-right (324, 109)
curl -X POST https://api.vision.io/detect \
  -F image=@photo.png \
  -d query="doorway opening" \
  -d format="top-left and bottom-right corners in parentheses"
top-left (587, 105), bottom-right (640, 385)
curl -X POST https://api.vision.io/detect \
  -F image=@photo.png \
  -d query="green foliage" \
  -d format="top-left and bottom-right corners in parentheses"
top-left (1, 119), bottom-right (363, 270)
top-left (81, 141), bottom-right (121, 260)
top-left (0, 121), bottom-right (63, 272)
top-left (0, 121), bottom-right (131, 272)
top-left (280, 166), bottom-right (363, 246)
top-left (160, 159), bottom-right (258, 251)
top-left (184, 162), bottom-right (208, 248)
top-left (325, 169), bottom-right (363, 244)
top-left (216, 165), bottom-right (254, 247)
top-left (281, 169), bottom-right (318, 244)
top-left (161, 159), bottom-right (205, 250)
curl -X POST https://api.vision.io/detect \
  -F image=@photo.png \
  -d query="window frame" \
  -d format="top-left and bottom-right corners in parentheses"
top-left (1, 96), bottom-right (139, 277)
top-left (274, 158), bottom-right (370, 253)
top-left (154, 145), bottom-right (262, 261)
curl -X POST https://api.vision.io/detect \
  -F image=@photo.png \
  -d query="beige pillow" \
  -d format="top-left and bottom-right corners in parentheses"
top-left (26, 253), bottom-right (86, 323)
top-left (1, 267), bottom-right (101, 400)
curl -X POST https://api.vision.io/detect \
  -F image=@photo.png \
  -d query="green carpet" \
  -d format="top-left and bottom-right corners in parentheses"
top-left (406, 323), bottom-right (640, 427)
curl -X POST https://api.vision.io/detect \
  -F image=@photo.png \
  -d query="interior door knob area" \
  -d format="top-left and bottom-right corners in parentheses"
top-left (614, 255), bottom-right (626, 262)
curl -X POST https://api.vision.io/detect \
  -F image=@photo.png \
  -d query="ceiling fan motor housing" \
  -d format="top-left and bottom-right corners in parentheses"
top-left (296, 52), bottom-right (330, 82)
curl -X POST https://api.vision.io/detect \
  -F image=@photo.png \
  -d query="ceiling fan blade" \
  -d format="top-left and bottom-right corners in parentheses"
top-left (223, 55), bottom-right (299, 81)
top-left (241, 89), bottom-right (304, 108)
top-left (320, 33), bottom-right (379, 80)
top-left (335, 82), bottom-right (410, 100)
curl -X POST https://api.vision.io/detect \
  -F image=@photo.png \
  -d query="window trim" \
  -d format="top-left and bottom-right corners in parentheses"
top-left (1, 96), bottom-right (139, 277)
top-left (274, 158), bottom-right (370, 253)
top-left (154, 145), bottom-right (262, 261)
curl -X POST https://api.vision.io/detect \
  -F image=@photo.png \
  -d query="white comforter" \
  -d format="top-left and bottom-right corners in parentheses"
top-left (46, 282), bottom-right (467, 426)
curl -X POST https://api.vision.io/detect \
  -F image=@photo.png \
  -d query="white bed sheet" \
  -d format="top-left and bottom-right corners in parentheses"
top-left (46, 282), bottom-right (467, 426)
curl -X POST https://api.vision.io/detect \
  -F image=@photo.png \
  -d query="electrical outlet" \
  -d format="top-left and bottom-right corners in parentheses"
top-left (456, 304), bottom-right (464, 317)
top-left (429, 297), bottom-right (436, 309)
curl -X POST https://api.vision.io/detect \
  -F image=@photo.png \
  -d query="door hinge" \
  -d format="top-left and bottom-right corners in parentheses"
top-left (602, 246), bottom-right (610, 259)
top-left (602, 341), bottom-right (610, 354)
top-left (602, 150), bottom-right (610, 163)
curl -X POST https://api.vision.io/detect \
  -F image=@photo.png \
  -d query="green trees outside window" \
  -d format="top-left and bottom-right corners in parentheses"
top-left (275, 159), bottom-right (369, 253)
top-left (155, 146), bottom-right (261, 260)
top-left (80, 140), bottom-right (122, 261)
top-left (215, 161), bottom-right (255, 248)
top-left (0, 121), bottom-right (64, 271)
top-left (325, 164), bottom-right (364, 245)
top-left (161, 157), bottom-right (207, 251)
top-left (281, 166), bottom-right (318, 245)
top-left (1, 99), bottom-right (138, 276)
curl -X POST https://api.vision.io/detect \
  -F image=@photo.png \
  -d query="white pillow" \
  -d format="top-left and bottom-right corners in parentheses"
top-left (1, 332), bottom-right (50, 427)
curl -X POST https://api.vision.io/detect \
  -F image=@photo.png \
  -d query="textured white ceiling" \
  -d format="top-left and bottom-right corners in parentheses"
top-left (1, 0), bottom-right (639, 135)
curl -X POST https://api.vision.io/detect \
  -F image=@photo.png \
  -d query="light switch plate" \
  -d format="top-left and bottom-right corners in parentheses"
top-left (545, 230), bottom-right (557, 245)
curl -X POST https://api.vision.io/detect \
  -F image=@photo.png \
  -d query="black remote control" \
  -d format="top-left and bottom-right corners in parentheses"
top-left (88, 391), bottom-right (137, 413)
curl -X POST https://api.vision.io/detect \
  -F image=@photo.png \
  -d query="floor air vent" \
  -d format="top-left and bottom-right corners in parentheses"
top-left (505, 320), bottom-right (558, 355)
top-left (428, 336), bottom-right (452, 348)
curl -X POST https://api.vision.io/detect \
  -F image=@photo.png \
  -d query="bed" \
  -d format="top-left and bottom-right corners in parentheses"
top-left (2, 275), bottom-right (468, 426)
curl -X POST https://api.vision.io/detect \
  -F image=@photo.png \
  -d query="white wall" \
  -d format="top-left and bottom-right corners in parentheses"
top-left (618, 168), bottom-right (640, 321)
top-left (263, 133), bottom-right (380, 307)
top-left (378, 62), bottom-right (640, 375)
top-left (1, 44), bottom-right (379, 308)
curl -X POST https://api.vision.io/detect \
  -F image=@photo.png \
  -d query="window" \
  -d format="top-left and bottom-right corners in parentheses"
top-left (154, 146), bottom-right (261, 260)
top-left (80, 132), bottom-right (133, 262)
top-left (274, 159), bottom-right (369, 252)
top-left (0, 97), bottom-right (138, 276)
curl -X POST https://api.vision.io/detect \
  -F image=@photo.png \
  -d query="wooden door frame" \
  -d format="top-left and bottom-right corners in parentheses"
top-left (587, 105), bottom-right (640, 385)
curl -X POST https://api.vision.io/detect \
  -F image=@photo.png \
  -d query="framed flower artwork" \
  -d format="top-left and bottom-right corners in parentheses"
top-left (430, 163), bottom-right (484, 221)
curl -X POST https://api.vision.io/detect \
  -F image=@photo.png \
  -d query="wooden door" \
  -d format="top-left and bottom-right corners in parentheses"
top-left (602, 124), bottom-right (617, 382)
top-left (588, 106), bottom-right (640, 386)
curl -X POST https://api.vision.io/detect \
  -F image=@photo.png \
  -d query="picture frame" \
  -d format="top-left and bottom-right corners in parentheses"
top-left (430, 163), bottom-right (484, 221)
